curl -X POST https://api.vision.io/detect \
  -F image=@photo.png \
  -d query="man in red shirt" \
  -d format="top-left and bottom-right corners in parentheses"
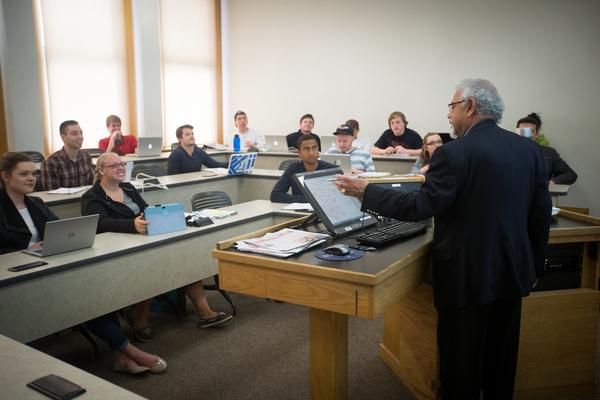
top-left (98, 115), bottom-right (137, 156)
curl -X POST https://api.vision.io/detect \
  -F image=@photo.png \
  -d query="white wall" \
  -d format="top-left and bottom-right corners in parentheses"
top-left (224, 0), bottom-right (600, 214)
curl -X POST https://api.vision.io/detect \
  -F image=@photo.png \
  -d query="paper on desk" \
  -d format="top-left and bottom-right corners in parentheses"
top-left (47, 186), bottom-right (88, 194)
top-left (282, 203), bottom-right (313, 211)
top-left (191, 209), bottom-right (238, 219)
top-left (236, 228), bottom-right (329, 258)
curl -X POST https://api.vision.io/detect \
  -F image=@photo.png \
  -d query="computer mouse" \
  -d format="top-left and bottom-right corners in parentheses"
top-left (324, 244), bottom-right (350, 256)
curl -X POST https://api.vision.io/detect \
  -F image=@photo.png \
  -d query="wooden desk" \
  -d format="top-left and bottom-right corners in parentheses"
top-left (0, 201), bottom-right (302, 343)
top-left (213, 222), bottom-right (434, 399)
top-left (36, 169), bottom-right (283, 218)
top-left (380, 210), bottom-right (600, 399)
top-left (0, 334), bottom-right (144, 399)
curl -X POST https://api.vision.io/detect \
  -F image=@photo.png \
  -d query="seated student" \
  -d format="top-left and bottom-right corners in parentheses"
top-left (517, 112), bottom-right (550, 146)
top-left (372, 111), bottom-right (422, 156)
top-left (229, 111), bottom-right (265, 151)
top-left (167, 124), bottom-right (228, 175)
top-left (286, 113), bottom-right (322, 151)
top-left (516, 115), bottom-right (577, 184)
top-left (82, 152), bottom-right (233, 337)
top-left (98, 115), bottom-right (138, 156)
top-left (410, 132), bottom-right (443, 175)
top-left (270, 135), bottom-right (336, 203)
top-left (0, 152), bottom-right (165, 375)
top-left (326, 124), bottom-right (375, 174)
top-left (41, 120), bottom-right (95, 190)
top-left (345, 119), bottom-right (373, 154)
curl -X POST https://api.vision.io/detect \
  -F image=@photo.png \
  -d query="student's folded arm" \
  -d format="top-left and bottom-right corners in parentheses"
top-left (270, 172), bottom-right (304, 203)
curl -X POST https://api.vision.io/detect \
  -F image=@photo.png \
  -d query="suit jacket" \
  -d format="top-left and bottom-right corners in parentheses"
top-left (0, 188), bottom-right (58, 254)
top-left (81, 182), bottom-right (148, 233)
top-left (541, 145), bottom-right (577, 185)
top-left (362, 119), bottom-right (552, 309)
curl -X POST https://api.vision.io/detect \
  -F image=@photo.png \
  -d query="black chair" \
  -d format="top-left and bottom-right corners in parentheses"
top-left (278, 159), bottom-right (296, 171)
top-left (132, 163), bottom-right (165, 178)
top-left (22, 151), bottom-right (45, 163)
top-left (33, 170), bottom-right (44, 192)
top-left (82, 148), bottom-right (103, 157)
top-left (190, 191), bottom-right (236, 315)
top-left (171, 142), bottom-right (180, 150)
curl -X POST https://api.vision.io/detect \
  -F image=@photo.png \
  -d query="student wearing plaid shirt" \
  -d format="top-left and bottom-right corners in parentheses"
top-left (41, 120), bottom-right (94, 190)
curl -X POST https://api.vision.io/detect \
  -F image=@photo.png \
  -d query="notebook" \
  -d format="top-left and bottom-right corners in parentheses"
top-left (264, 135), bottom-right (290, 152)
top-left (136, 137), bottom-right (163, 157)
top-left (22, 214), bottom-right (99, 257)
top-left (145, 203), bottom-right (187, 236)
top-left (228, 153), bottom-right (257, 175)
top-left (320, 154), bottom-right (352, 174)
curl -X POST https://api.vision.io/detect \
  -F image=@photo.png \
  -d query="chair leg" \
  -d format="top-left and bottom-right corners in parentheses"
top-left (75, 325), bottom-right (99, 357)
top-left (212, 275), bottom-right (237, 316)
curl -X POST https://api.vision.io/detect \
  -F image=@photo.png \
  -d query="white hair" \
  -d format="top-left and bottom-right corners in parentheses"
top-left (456, 79), bottom-right (505, 123)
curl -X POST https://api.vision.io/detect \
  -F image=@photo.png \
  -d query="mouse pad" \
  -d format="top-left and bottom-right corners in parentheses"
top-left (314, 249), bottom-right (364, 261)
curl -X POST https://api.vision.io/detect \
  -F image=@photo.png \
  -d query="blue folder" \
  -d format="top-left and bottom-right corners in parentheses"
top-left (144, 203), bottom-right (187, 236)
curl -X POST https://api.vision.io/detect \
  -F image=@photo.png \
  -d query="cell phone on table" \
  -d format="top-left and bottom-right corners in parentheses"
top-left (7, 261), bottom-right (48, 272)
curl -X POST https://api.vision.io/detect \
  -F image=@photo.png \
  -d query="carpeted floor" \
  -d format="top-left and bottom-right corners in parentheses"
top-left (30, 292), bottom-right (416, 399)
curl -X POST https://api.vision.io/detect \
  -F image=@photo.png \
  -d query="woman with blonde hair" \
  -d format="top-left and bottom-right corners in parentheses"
top-left (82, 153), bottom-right (232, 339)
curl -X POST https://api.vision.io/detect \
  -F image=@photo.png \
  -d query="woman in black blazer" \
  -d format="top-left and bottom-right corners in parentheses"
top-left (0, 152), bottom-right (165, 374)
top-left (0, 152), bottom-right (57, 254)
top-left (81, 153), bottom-right (232, 337)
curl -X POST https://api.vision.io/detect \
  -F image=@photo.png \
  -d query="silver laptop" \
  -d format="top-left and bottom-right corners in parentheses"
top-left (136, 137), bottom-right (163, 157)
top-left (22, 214), bottom-right (99, 257)
top-left (264, 135), bottom-right (291, 152)
top-left (320, 154), bottom-right (352, 174)
top-left (320, 136), bottom-right (337, 152)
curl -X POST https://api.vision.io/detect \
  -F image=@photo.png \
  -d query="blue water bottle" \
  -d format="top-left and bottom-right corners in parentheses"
top-left (233, 134), bottom-right (241, 152)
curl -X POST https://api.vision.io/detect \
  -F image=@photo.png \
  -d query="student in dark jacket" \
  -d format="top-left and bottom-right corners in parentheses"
top-left (270, 135), bottom-right (336, 203)
top-left (82, 152), bottom-right (232, 338)
top-left (0, 152), bottom-right (57, 254)
top-left (516, 115), bottom-right (577, 184)
top-left (167, 124), bottom-right (228, 175)
top-left (0, 152), bottom-right (164, 375)
top-left (286, 113), bottom-right (321, 151)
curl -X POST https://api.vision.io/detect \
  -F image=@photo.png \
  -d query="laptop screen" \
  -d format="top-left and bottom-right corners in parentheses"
top-left (292, 168), bottom-right (377, 236)
top-left (228, 153), bottom-right (257, 175)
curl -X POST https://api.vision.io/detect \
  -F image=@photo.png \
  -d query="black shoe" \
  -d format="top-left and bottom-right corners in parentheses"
top-left (198, 312), bottom-right (233, 328)
top-left (122, 308), bottom-right (153, 342)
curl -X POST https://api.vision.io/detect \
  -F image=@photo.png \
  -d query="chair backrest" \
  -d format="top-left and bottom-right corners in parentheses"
top-left (278, 159), bottom-right (297, 171)
top-left (82, 148), bottom-right (103, 157)
top-left (171, 142), bottom-right (180, 150)
top-left (22, 151), bottom-right (45, 163)
top-left (191, 191), bottom-right (232, 211)
top-left (34, 170), bottom-right (44, 192)
top-left (132, 163), bottom-right (166, 178)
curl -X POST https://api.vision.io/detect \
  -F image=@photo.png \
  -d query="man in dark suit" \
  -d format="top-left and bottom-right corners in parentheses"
top-left (335, 79), bottom-right (552, 399)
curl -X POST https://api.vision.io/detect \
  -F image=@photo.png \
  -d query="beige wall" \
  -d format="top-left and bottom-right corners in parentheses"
top-left (224, 0), bottom-right (600, 214)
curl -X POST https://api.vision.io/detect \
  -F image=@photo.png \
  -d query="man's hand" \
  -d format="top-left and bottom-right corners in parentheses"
top-left (384, 146), bottom-right (395, 155)
top-left (244, 140), bottom-right (255, 149)
top-left (333, 174), bottom-right (369, 199)
top-left (394, 145), bottom-right (408, 154)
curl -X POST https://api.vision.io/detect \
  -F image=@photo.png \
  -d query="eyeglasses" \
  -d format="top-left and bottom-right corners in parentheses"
top-left (426, 140), bottom-right (443, 146)
top-left (448, 99), bottom-right (468, 112)
top-left (104, 162), bottom-right (126, 169)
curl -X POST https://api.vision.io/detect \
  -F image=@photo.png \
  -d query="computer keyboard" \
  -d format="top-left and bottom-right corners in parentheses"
top-left (356, 220), bottom-right (428, 247)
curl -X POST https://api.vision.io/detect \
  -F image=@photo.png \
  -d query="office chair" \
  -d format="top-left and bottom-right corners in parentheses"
top-left (22, 151), bottom-right (45, 163)
top-left (278, 159), bottom-right (296, 171)
top-left (33, 170), bottom-right (44, 192)
top-left (190, 191), bottom-right (236, 315)
top-left (132, 163), bottom-right (165, 178)
top-left (171, 142), bottom-right (180, 150)
top-left (82, 148), bottom-right (103, 157)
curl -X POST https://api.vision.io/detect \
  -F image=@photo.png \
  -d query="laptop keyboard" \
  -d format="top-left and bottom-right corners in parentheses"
top-left (356, 221), bottom-right (428, 247)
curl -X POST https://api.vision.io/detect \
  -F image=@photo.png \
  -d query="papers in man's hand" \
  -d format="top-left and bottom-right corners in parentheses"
top-left (358, 171), bottom-right (390, 178)
top-left (47, 186), bottom-right (88, 195)
top-left (236, 228), bottom-right (329, 258)
top-left (282, 203), bottom-right (313, 212)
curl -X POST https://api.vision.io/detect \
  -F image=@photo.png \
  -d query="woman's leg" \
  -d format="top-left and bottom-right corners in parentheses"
top-left (184, 280), bottom-right (216, 319)
top-left (132, 299), bottom-right (152, 328)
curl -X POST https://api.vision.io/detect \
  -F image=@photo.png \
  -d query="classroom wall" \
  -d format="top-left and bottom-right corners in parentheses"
top-left (223, 0), bottom-right (600, 214)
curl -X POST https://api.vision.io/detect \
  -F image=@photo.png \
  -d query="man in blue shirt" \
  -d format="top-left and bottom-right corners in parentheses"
top-left (270, 135), bottom-right (336, 203)
top-left (167, 125), bottom-right (228, 174)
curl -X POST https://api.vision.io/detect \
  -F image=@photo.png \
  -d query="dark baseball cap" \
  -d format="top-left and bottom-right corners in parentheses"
top-left (333, 124), bottom-right (353, 136)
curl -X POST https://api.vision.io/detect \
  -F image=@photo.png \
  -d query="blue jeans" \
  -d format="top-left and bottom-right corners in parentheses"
top-left (85, 312), bottom-right (129, 351)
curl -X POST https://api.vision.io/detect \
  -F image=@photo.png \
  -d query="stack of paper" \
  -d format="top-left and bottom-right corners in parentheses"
top-left (47, 186), bottom-right (88, 195)
top-left (236, 228), bottom-right (330, 258)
